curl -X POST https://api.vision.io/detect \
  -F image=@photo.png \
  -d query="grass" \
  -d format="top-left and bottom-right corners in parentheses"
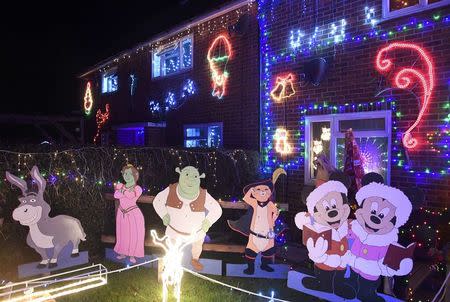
top-left (59, 261), bottom-right (320, 302)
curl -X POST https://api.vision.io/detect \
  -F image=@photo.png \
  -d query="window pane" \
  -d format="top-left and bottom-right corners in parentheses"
top-left (208, 126), bottom-right (221, 147)
top-left (339, 118), bottom-right (385, 132)
top-left (152, 53), bottom-right (161, 78)
top-left (185, 124), bottom-right (222, 148)
top-left (182, 38), bottom-right (192, 69)
top-left (336, 137), bottom-right (388, 181)
top-left (164, 53), bottom-right (180, 75)
top-left (309, 121), bottom-right (331, 180)
top-left (389, 0), bottom-right (419, 11)
top-left (102, 73), bottom-right (118, 93)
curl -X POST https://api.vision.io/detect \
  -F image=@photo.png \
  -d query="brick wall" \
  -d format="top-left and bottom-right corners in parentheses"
top-left (259, 0), bottom-right (450, 208)
top-left (83, 2), bottom-right (260, 151)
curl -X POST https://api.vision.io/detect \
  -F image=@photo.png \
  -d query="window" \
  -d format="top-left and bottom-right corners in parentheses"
top-left (382, 0), bottom-right (450, 20)
top-left (304, 111), bottom-right (391, 184)
top-left (116, 127), bottom-right (145, 146)
top-left (184, 123), bottom-right (222, 148)
top-left (102, 68), bottom-right (118, 93)
top-left (152, 35), bottom-right (193, 78)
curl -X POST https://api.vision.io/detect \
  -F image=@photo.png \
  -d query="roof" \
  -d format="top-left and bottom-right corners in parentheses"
top-left (79, 0), bottom-right (254, 78)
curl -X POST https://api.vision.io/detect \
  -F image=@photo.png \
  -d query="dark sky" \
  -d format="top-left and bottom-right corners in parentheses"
top-left (1, 0), bottom-right (230, 116)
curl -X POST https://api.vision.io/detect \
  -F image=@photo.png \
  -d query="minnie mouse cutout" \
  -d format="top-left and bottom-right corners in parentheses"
top-left (343, 173), bottom-right (414, 302)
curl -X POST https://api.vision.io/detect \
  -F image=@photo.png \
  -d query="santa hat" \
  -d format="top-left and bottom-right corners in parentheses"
top-left (306, 181), bottom-right (348, 214)
top-left (355, 182), bottom-right (412, 228)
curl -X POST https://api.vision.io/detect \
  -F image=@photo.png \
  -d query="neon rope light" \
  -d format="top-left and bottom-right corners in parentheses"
top-left (270, 73), bottom-right (296, 102)
top-left (207, 35), bottom-right (232, 99)
top-left (83, 82), bottom-right (93, 115)
top-left (0, 264), bottom-right (107, 302)
top-left (376, 42), bottom-right (434, 149)
top-left (93, 104), bottom-right (110, 143)
top-left (274, 128), bottom-right (292, 155)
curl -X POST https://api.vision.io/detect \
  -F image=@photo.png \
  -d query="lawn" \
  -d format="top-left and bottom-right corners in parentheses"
top-left (59, 261), bottom-right (319, 302)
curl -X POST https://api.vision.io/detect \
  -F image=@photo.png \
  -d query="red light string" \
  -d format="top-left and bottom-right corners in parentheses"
top-left (376, 42), bottom-right (434, 149)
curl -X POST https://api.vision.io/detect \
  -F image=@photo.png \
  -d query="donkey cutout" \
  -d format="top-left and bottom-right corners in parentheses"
top-left (6, 166), bottom-right (86, 269)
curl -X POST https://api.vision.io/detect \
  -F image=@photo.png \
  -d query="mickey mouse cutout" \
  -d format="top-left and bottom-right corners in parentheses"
top-left (344, 173), bottom-right (414, 302)
top-left (295, 172), bottom-right (355, 299)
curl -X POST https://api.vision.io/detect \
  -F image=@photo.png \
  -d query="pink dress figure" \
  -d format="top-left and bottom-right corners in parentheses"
top-left (113, 165), bottom-right (145, 263)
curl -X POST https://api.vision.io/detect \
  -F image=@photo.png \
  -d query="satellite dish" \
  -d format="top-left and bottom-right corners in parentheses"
top-left (228, 13), bottom-right (250, 36)
top-left (304, 57), bottom-right (328, 86)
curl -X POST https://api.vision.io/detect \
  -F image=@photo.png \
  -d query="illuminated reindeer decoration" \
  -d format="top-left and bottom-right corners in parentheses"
top-left (150, 230), bottom-right (195, 302)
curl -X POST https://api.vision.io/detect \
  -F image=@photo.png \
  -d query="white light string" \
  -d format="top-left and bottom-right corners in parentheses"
top-left (431, 272), bottom-right (449, 302)
top-left (183, 267), bottom-right (292, 302)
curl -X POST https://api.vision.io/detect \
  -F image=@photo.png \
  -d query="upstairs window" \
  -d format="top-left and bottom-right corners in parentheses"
top-left (184, 123), bottom-right (222, 148)
top-left (383, 0), bottom-right (450, 19)
top-left (152, 35), bottom-right (193, 78)
top-left (304, 111), bottom-right (391, 185)
top-left (102, 68), bottom-right (118, 93)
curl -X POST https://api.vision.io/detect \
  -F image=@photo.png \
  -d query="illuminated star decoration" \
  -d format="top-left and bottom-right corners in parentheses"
top-left (274, 128), bottom-right (292, 155)
top-left (207, 35), bottom-right (232, 99)
top-left (270, 73), bottom-right (296, 102)
top-left (181, 79), bottom-right (196, 99)
top-left (150, 230), bottom-right (195, 302)
top-left (93, 104), bottom-right (110, 144)
top-left (149, 100), bottom-right (161, 114)
top-left (376, 42), bottom-right (434, 149)
top-left (83, 82), bottom-right (93, 115)
top-left (165, 91), bottom-right (177, 111)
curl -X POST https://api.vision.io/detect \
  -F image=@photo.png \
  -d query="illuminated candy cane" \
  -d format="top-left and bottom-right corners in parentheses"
top-left (376, 42), bottom-right (434, 149)
top-left (93, 104), bottom-right (110, 144)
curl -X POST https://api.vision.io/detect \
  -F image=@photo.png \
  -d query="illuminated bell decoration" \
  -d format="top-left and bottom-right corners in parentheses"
top-left (207, 35), bottom-right (232, 99)
top-left (376, 42), bottom-right (434, 149)
top-left (83, 82), bottom-right (93, 115)
top-left (274, 128), bottom-right (292, 155)
top-left (270, 73), bottom-right (296, 102)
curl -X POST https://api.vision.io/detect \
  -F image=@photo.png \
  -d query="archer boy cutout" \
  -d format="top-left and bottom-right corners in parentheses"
top-left (343, 173), bottom-right (414, 302)
top-left (295, 172), bottom-right (355, 299)
top-left (228, 168), bottom-right (286, 275)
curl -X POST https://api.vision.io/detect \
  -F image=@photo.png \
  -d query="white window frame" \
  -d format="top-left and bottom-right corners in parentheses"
top-left (152, 35), bottom-right (193, 79)
top-left (184, 122), bottom-right (223, 148)
top-left (102, 67), bottom-right (118, 94)
top-left (304, 110), bottom-right (392, 185)
top-left (382, 0), bottom-right (450, 21)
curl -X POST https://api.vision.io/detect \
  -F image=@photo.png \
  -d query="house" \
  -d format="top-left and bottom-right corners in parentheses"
top-left (257, 0), bottom-right (449, 207)
top-left (80, 0), bottom-right (259, 150)
top-left (80, 0), bottom-right (450, 207)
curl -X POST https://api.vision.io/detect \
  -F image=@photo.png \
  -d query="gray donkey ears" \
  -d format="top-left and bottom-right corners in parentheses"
top-left (5, 171), bottom-right (28, 195)
top-left (30, 166), bottom-right (46, 194)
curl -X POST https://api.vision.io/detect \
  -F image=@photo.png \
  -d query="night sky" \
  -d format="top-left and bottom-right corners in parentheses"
top-left (2, 0), bottom-right (230, 116)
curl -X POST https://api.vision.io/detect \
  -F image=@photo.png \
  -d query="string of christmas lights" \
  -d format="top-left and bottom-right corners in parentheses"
top-left (258, 0), bottom-right (450, 175)
top-left (95, 1), bottom-right (255, 75)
